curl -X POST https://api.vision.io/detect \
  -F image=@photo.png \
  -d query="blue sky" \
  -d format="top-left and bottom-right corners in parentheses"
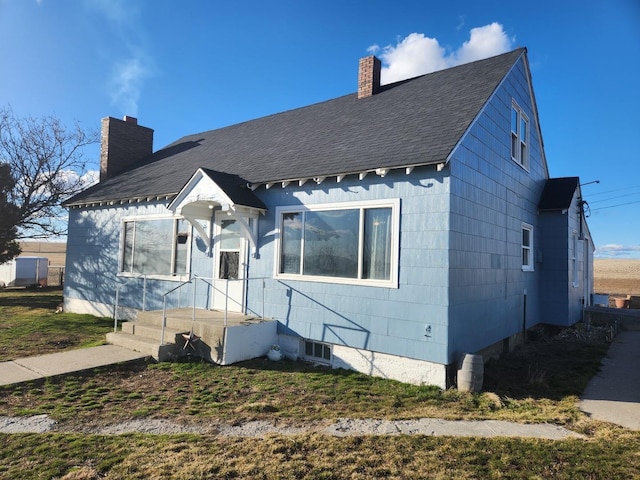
top-left (1, 0), bottom-right (639, 257)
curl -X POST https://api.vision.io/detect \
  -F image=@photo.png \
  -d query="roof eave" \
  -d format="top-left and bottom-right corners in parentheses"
top-left (65, 193), bottom-right (178, 209)
top-left (248, 160), bottom-right (448, 191)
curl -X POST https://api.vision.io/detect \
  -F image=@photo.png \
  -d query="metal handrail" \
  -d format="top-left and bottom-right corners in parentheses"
top-left (157, 274), bottom-right (270, 345)
top-left (113, 275), bottom-right (147, 333)
top-left (161, 278), bottom-right (193, 345)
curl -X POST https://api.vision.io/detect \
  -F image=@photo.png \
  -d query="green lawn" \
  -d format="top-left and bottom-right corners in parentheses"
top-left (0, 288), bottom-right (112, 361)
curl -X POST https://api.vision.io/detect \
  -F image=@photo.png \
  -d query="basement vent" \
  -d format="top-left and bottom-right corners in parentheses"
top-left (304, 340), bottom-right (331, 362)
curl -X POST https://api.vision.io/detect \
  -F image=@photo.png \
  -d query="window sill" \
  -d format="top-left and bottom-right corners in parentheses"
top-left (521, 266), bottom-right (534, 272)
top-left (117, 273), bottom-right (190, 282)
top-left (511, 157), bottom-right (530, 173)
top-left (275, 273), bottom-right (398, 289)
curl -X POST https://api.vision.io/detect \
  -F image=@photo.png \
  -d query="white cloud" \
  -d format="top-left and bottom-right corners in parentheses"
top-left (82, 169), bottom-right (99, 187)
top-left (595, 244), bottom-right (640, 258)
top-left (454, 23), bottom-right (514, 65)
top-left (109, 56), bottom-right (150, 116)
top-left (373, 23), bottom-right (515, 85)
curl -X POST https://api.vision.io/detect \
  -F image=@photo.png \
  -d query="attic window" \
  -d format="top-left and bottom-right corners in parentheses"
top-left (511, 101), bottom-right (529, 170)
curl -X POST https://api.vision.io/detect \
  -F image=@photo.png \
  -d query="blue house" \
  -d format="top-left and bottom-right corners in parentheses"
top-left (63, 48), bottom-right (594, 387)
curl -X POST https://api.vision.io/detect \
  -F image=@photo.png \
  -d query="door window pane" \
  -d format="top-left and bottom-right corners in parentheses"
top-left (219, 219), bottom-right (241, 250)
top-left (174, 219), bottom-right (189, 274)
top-left (219, 251), bottom-right (239, 280)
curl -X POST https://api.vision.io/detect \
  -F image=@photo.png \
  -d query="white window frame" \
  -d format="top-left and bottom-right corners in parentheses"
top-left (118, 214), bottom-right (191, 281)
top-left (304, 340), bottom-right (332, 364)
top-left (511, 101), bottom-right (529, 171)
top-left (521, 223), bottom-right (534, 272)
top-left (572, 231), bottom-right (579, 288)
top-left (274, 198), bottom-right (400, 288)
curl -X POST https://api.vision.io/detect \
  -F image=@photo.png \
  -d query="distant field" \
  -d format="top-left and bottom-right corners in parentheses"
top-left (19, 241), bottom-right (66, 267)
top-left (594, 259), bottom-right (640, 295)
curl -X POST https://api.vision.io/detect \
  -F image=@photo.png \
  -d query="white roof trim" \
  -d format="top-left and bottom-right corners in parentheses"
top-left (167, 168), bottom-right (236, 214)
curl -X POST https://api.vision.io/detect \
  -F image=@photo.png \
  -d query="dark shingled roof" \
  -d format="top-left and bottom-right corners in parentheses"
top-left (538, 177), bottom-right (580, 211)
top-left (68, 48), bottom-right (525, 206)
top-left (199, 168), bottom-right (266, 210)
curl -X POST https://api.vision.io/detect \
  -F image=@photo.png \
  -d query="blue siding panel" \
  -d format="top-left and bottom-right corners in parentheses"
top-left (245, 169), bottom-right (451, 365)
top-left (446, 55), bottom-right (547, 360)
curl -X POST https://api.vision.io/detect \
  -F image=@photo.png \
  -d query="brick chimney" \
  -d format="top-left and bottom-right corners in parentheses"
top-left (100, 116), bottom-right (154, 182)
top-left (358, 55), bottom-right (381, 99)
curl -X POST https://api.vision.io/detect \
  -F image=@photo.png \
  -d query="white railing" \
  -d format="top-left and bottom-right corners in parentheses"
top-left (161, 278), bottom-right (193, 347)
top-left (113, 275), bottom-right (148, 333)
top-left (159, 275), bottom-right (268, 345)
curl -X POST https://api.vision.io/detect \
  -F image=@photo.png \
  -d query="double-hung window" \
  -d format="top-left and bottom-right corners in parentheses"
top-left (276, 199), bottom-right (399, 287)
top-left (120, 217), bottom-right (190, 277)
top-left (572, 232), bottom-right (579, 287)
top-left (511, 101), bottom-right (529, 169)
top-left (521, 223), bottom-right (533, 271)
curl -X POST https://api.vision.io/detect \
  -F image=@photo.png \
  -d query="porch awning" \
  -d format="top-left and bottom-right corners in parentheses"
top-left (168, 168), bottom-right (266, 256)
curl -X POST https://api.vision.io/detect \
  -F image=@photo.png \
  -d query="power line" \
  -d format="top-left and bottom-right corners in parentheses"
top-left (588, 185), bottom-right (640, 197)
top-left (591, 198), bottom-right (640, 212)
top-left (590, 191), bottom-right (640, 204)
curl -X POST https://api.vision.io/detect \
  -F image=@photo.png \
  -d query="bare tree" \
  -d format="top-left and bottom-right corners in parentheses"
top-left (0, 106), bottom-right (99, 243)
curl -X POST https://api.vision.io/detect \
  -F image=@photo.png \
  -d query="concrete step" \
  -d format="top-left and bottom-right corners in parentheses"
top-left (134, 312), bottom-right (218, 332)
top-left (135, 309), bottom-right (257, 328)
top-left (121, 322), bottom-right (185, 344)
top-left (127, 319), bottom-right (225, 345)
top-left (136, 310), bottom-right (187, 326)
top-left (106, 332), bottom-right (175, 362)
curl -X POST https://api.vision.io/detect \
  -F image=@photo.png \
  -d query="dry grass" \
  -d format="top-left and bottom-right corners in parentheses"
top-left (18, 241), bottom-right (66, 267)
top-left (2, 431), bottom-right (639, 479)
top-left (594, 259), bottom-right (640, 296)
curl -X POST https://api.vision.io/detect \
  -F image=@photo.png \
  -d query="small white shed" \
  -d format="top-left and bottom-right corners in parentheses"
top-left (0, 257), bottom-right (49, 288)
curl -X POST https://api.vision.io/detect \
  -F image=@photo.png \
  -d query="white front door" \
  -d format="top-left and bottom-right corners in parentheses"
top-left (212, 213), bottom-right (247, 312)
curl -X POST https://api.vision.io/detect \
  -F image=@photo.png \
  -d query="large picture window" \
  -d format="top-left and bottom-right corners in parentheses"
top-left (276, 199), bottom-right (399, 287)
top-left (121, 217), bottom-right (190, 277)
